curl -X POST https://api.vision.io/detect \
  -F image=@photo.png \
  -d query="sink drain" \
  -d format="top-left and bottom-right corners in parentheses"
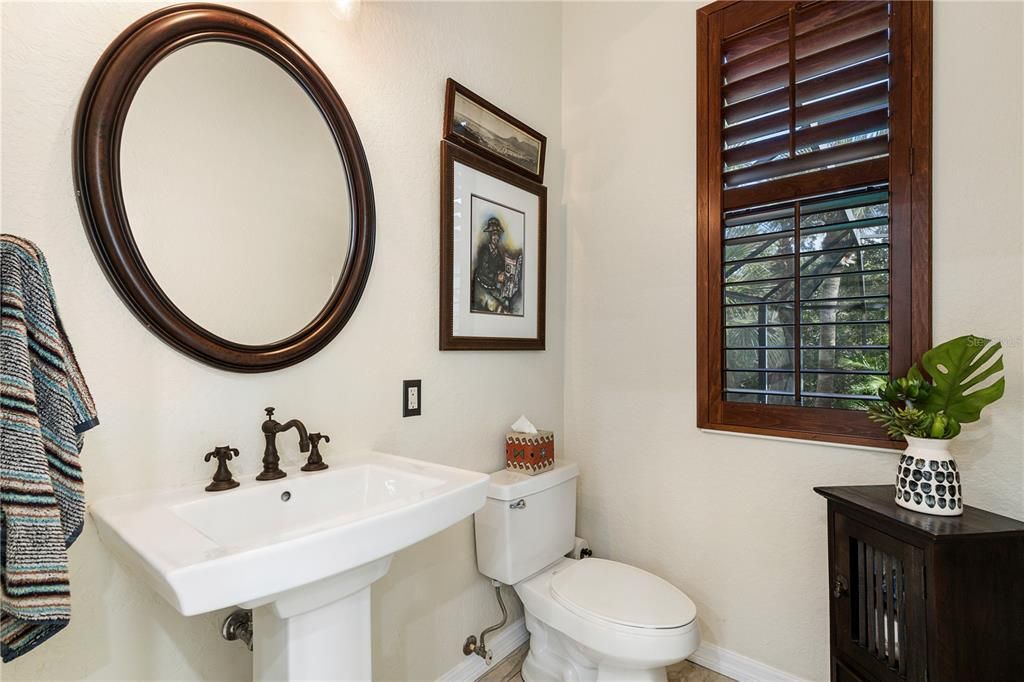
top-left (281, 491), bottom-right (291, 502)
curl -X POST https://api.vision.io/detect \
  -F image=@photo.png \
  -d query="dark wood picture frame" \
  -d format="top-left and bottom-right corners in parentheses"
top-left (443, 78), bottom-right (547, 184)
top-left (695, 0), bottom-right (933, 448)
top-left (73, 3), bottom-right (375, 372)
top-left (440, 141), bottom-right (546, 351)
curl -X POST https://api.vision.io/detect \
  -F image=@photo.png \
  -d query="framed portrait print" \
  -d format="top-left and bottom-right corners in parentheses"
top-left (443, 79), bottom-right (547, 184)
top-left (440, 141), bottom-right (546, 350)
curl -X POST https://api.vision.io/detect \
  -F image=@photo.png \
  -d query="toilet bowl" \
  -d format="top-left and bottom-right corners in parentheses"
top-left (473, 461), bottom-right (699, 681)
top-left (516, 557), bottom-right (699, 681)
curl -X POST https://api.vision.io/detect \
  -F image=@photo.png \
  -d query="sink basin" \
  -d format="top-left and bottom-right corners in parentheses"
top-left (90, 451), bottom-right (489, 680)
top-left (174, 463), bottom-right (451, 553)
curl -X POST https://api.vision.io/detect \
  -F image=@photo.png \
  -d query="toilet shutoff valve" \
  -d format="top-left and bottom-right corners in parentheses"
top-left (461, 583), bottom-right (507, 665)
top-left (462, 634), bottom-right (493, 664)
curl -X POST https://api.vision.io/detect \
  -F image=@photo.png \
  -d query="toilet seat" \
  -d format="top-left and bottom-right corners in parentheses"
top-left (550, 558), bottom-right (697, 630)
top-left (515, 558), bottom-right (700, 680)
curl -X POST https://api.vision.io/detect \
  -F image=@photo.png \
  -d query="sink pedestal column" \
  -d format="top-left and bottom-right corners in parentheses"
top-left (248, 556), bottom-right (392, 681)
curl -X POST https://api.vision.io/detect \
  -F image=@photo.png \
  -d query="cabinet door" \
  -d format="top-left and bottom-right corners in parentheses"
top-left (832, 512), bottom-right (926, 681)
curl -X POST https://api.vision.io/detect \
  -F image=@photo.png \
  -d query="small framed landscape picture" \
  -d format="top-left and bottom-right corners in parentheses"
top-left (444, 78), bottom-right (546, 183)
top-left (440, 141), bottom-right (546, 350)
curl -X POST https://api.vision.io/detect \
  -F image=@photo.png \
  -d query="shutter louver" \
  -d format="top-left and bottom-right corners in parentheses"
top-left (721, 1), bottom-right (892, 196)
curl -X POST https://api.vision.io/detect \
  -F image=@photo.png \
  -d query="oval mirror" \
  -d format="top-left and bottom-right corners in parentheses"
top-left (121, 43), bottom-right (352, 346)
top-left (74, 4), bottom-right (374, 371)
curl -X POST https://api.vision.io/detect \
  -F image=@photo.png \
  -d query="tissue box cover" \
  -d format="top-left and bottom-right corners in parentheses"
top-left (506, 431), bottom-right (555, 475)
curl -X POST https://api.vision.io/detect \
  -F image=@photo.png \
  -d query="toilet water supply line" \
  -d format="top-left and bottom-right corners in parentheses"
top-left (462, 580), bottom-right (508, 664)
top-left (461, 538), bottom-right (591, 663)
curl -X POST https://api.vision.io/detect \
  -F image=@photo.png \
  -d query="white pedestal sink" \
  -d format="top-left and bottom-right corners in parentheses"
top-left (90, 451), bottom-right (488, 681)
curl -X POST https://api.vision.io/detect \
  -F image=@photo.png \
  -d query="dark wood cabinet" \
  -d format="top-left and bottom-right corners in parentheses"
top-left (815, 486), bottom-right (1024, 682)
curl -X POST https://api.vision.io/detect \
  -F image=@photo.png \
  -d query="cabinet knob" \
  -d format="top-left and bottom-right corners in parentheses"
top-left (832, 575), bottom-right (849, 599)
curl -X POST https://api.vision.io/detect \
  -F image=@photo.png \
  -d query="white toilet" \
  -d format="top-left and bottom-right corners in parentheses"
top-left (474, 461), bottom-right (699, 681)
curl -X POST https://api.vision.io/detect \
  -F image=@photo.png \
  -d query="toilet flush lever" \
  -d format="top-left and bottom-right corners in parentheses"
top-left (509, 499), bottom-right (526, 510)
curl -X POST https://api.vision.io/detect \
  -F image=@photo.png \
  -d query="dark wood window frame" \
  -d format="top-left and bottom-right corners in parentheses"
top-left (696, 0), bottom-right (932, 449)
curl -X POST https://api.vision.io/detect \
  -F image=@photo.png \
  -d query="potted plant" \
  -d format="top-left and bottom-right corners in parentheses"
top-left (866, 335), bottom-right (1005, 516)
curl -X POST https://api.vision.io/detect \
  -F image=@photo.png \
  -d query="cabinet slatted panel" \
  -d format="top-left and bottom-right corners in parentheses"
top-left (854, 539), bottom-right (905, 676)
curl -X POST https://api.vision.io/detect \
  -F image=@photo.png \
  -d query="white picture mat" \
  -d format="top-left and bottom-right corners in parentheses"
top-left (451, 160), bottom-right (539, 339)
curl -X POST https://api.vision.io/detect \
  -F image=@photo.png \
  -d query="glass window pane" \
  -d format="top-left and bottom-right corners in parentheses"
top-left (800, 297), bottom-right (889, 324)
top-left (801, 204), bottom-right (889, 227)
top-left (801, 322), bottom-right (889, 347)
top-left (726, 349), bottom-right (794, 370)
top-left (802, 372), bottom-right (887, 400)
top-left (800, 246), bottom-right (889, 277)
top-left (800, 225), bottom-right (888, 251)
top-left (801, 273), bottom-right (888, 299)
top-left (724, 303), bottom-right (795, 326)
top-left (725, 371), bottom-right (762, 390)
top-left (724, 216), bottom-right (794, 241)
top-left (724, 256), bottom-right (795, 283)
top-left (725, 235), bottom-right (795, 262)
top-left (800, 190), bottom-right (888, 224)
top-left (802, 348), bottom-right (889, 372)
top-left (726, 280), bottom-right (795, 303)
top-left (801, 189), bottom-right (887, 212)
top-left (725, 371), bottom-right (794, 393)
top-left (725, 325), bottom-right (794, 347)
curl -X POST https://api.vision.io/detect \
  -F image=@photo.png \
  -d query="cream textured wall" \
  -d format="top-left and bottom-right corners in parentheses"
top-left (2, 2), bottom-right (562, 680)
top-left (561, 2), bottom-right (1023, 681)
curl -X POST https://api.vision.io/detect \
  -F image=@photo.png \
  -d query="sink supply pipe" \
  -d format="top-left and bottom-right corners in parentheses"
top-left (462, 581), bottom-right (508, 665)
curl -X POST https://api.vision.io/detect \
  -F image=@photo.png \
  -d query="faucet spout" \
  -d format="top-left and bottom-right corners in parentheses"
top-left (280, 419), bottom-right (310, 453)
top-left (257, 407), bottom-right (311, 480)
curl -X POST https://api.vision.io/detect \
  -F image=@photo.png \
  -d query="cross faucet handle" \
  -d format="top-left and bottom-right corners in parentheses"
top-left (264, 407), bottom-right (275, 419)
top-left (204, 446), bottom-right (241, 492)
top-left (204, 445), bottom-right (238, 463)
top-left (302, 433), bottom-right (330, 472)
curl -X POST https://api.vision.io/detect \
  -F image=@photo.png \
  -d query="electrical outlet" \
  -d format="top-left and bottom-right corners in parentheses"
top-left (403, 379), bottom-right (422, 417)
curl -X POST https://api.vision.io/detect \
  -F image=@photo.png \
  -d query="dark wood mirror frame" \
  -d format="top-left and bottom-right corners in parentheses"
top-left (73, 3), bottom-right (375, 372)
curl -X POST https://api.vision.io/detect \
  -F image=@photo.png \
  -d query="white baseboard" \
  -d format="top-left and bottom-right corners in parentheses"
top-left (436, 621), bottom-right (805, 682)
top-left (690, 641), bottom-right (809, 682)
top-left (437, 617), bottom-right (529, 682)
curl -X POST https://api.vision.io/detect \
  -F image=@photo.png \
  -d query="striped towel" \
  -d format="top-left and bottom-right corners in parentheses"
top-left (1, 235), bottom-right (98, 662)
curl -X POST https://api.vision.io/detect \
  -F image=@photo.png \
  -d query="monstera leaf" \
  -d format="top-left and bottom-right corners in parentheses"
top-left (920, 335), bottom-right (1005, 424)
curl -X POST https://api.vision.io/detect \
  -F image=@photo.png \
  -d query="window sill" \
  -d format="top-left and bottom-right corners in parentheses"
top-left (699, 427), bottom-right (903, 454)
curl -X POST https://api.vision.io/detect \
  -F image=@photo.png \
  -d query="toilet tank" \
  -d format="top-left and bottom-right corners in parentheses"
top-left (474, 460), bottom-right (579, 585)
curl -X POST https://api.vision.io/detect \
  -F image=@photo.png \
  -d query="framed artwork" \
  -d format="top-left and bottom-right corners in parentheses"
top-left (440, 141), bottom-right (546, 350)
top-left (443, 78), bottom-right (547, 184)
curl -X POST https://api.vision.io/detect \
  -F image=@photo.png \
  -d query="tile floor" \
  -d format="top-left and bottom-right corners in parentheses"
top-left (476, 642), bottom-right (734, 682)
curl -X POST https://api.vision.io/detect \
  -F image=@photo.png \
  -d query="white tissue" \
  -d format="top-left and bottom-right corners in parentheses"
top-left (510, 415), bottom-right (539, 434)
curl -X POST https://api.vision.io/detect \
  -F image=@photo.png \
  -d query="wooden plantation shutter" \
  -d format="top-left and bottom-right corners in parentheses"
top-left (696, 0), bottom-right (932, 448)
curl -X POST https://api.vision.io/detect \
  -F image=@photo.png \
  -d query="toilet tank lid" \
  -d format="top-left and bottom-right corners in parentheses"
top-left (486, 460), bottom-right (579, 500)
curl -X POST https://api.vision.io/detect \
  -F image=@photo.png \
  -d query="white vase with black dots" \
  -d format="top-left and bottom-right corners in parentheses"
top-left (895, 436), bottom-right (963, 516)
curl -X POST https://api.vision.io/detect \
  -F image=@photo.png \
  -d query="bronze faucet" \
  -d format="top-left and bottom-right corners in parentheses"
top-left (258, 407), bottom-right (309, 480)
